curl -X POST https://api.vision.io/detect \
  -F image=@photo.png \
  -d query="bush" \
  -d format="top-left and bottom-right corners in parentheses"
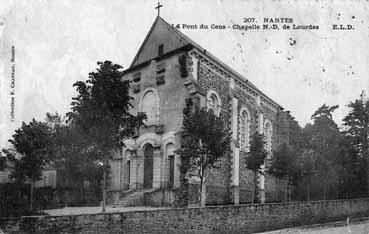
top-left (0, 183), bottom-right (57, 218)
top-left (0, 183), bottom-right (31, 218)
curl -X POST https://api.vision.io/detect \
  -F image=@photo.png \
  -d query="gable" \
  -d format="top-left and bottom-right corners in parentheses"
top-left (129, 16), bottom-right (282, 110)
top-left (130, 17), bottom-right (190, 67)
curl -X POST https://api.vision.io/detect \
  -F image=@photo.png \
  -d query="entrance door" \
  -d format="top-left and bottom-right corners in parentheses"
top-left (126, 160), bottom-right (130, 189)
top-left (169, 155), bottom-right (174, 188)
top-left (143, 145), bottom-right (154, 189)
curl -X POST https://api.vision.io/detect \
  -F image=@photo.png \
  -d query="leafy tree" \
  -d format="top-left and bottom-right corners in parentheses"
top-left (296, 149), bottom-right (315, 200)
top-left (245, 133), bottom-right (268, 203)
top-left (44, 112), bottom-right (103, 204)
top-left (268, 143), bottom-right (298, 201)
top-left (342, 91), bottom-right (369, 196)
top-left (6, 119), bottom-right (54, 210)
top-left (176, 99), bottom-right (230, 207)
top-left (0, 153), bottom-right (5, 171)
top-left (67, 61), bottom-right (146, 211)
top-left (288, 115), bottom-right (304, 153)
top-left (303, 104), bottom-right (342, 200)
top-left (334, 136), bottom-right (366, 199)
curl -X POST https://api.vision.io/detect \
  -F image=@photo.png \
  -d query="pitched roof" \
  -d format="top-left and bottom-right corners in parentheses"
top-left (129, 16), bottom-right (282, 109)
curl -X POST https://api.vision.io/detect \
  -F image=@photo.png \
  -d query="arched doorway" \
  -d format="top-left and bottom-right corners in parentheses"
top-left (143, 144), bottom-right (154, 189)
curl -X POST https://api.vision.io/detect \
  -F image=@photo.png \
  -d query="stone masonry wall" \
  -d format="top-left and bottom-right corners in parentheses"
top-left (2, 199), bottom-right (369, 234)
top-left (195, 57), bottom-right (288, 204)
top-left (196, 62), bottom-right (232, 203)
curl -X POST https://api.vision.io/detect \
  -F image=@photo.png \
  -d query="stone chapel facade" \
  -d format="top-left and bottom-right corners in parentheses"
top-left (108, 16), bottom-right (292, 206)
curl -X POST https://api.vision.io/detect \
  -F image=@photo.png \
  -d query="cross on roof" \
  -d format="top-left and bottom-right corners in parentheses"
top-left (155, 2), bottom-right (163, 16)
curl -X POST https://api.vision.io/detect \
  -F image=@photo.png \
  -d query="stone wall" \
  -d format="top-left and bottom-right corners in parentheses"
top-left (2, 199), bottom-right (369, 234)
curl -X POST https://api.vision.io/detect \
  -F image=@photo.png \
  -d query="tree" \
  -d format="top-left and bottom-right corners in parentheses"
top-left (296, 149), bottom-right (315, 200)
top-left (6, 119), bottom-right (54, 210)
top-left (342, 91), bottom-right (369, 196)
top-left (44, 112), bottom-right (103, 204)
top-left (245, 133), bottom-right (268, 203)
top-left (176, 99), bottom-right (230, 207)
top-left (303, 104), bottom-right (342, 200)
top-left (0, 153), bottom-right (5, 171)
top-left (268, 143), bottom-right (298, 201)
top-left (334, 136), bottom-right (366, 199)
top-left (67, 61), bottom-right (146, 211)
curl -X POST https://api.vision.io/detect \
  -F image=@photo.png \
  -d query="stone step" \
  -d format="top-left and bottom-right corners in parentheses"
top-left (113, 188), bottom-right (158, 207)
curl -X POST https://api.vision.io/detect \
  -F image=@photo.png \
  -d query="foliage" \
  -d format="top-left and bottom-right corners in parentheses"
top-left (0, 183), bottom-right (32, 218)
top-left (67, 61), bottom-right (146, 211)
top-left (342, 91), bottom-right (369, 195)
top-left (0, 183), bottom-right (53, 218)
top-left (269, 143), bottom-right (298, 186)
top-left (0, 154), bottom-right (6, 171)
top-left (244, 133), bottom-right (268, 203)
top-left (334, 136), bottom-right (367, 198)
top-left (291, 104), bottom-right (347, 200)
top-left (67, 61), bottom-right (146, 150)
top-left (286, 113), bottom-right (304, 151)
top-left (5, 119), bottom-right (54, 210)
top-left (45, 113), bottom-right (103, 204)
top-left (176, 98), bottom-right (231, 206)
top-left (245, 133), bottom-right (268, 173)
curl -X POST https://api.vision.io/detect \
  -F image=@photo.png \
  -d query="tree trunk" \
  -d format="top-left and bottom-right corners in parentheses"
top-left (307, 178), bottom-right (310, 201)
top-left (102, 154), bottom-right (107, 212)
top-left (252, 171), bottom-right (257, 204)
top-left (284, 186), bottom-right (287, 202)
top-left (30, 180), bottom-right (35, 211)
top-left (200, 166), bottom-right (206, 207)
top-left (307, 184), bottom-right (310, 201)
top-left (200, 177), bottom-right (206, 207)
top-left (363, 126), bottom-right (369, 197)
top-left (274, 181), bottom-right (278, 202)
top-left (80, 180), bottom-right (85, 204)
top-left (336, 183), bottom-right (339, 199)
top-left (366, 155), bottom-right (369, 197)
top-left (251, 184), bottom-right (255, 204)
top-left (286, 177), bottom-right (290, 202)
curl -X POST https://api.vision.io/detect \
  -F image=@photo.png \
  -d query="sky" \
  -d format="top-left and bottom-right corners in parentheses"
top-left (1, 0), bottom-right (369, 148)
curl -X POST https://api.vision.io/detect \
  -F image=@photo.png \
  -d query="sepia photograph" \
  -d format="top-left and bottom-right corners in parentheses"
top-left (0, 0), bottom-right (369, 233)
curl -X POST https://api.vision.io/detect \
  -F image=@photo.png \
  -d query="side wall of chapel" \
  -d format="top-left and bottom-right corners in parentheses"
top-left (190, 50), bottom-right (289, 204)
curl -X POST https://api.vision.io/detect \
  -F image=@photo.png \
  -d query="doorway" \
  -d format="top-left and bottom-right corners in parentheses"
top-left (143, 144), bottom-right (154, 189)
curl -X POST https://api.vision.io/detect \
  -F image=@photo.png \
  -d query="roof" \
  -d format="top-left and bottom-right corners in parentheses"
top-left (128, 16), bottom-right (282, 110)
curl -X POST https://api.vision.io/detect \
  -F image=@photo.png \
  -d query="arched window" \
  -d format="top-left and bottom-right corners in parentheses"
top-left (207, 90), bottom-right (221, 116)
top-left (239, 108), bottom-right (250, 151)
top-left (264, 120), bottom-right (273, 155)
top-left (140, 89), bottom-right (159, 125)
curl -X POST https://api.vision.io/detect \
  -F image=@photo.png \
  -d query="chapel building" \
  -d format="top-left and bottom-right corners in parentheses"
top-left (108, 16), bottom-right (292, 206)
